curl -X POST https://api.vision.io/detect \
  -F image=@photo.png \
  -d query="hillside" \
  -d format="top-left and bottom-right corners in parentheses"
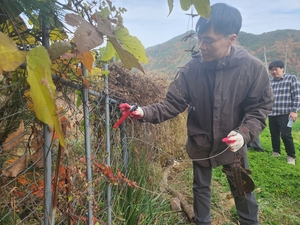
top-left (143, 29), bottom-right (300, 77)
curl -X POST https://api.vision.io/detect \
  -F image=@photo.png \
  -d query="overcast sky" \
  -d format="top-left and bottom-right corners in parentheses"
top-left (112, 0), bottom-right (300, 48)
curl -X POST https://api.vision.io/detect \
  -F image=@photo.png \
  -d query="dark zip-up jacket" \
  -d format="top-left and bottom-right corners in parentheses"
top-left (141, 45), bottom-right (274, 167)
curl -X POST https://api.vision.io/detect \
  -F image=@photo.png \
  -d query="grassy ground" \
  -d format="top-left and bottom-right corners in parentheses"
top-left (208, 119), bottom-right (300, 224)
top-left (115, 118), bottom-right (300, 224)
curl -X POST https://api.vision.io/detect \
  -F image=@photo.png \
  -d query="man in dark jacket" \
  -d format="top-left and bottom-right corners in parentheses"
top-left (120, 3), bottom-right (273, 225)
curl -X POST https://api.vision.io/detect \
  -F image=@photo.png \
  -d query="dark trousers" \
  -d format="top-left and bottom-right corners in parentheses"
top-left (193, 158), bottom-right (259, 225)
top-left (268, 115), bottom-right (296, 158)
top-left (247, 137), bottom-right (263, 150)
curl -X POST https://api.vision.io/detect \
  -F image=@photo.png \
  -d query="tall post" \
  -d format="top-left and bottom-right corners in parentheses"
top-left (104, 63), bottom-right (112, 225)
top-left (82, 64), bottom-right (94, 225)
top-left (263, 46), bottom-right (268, 71)
top-left (285, 43), bottom-right (288, 73)
top-left (41, 12), bottom-right (52, 225)
top-left (120, 122), bottom-right (128, 176)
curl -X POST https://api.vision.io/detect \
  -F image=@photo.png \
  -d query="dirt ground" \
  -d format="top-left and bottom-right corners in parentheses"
top-left (164, 160), bottom-right (237, 225)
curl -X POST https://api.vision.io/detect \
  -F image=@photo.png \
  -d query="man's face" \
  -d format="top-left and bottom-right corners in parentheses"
top-left (269, 67), bottom-right (284, 80)
top-left (198, 28), bottom-right (235, 62)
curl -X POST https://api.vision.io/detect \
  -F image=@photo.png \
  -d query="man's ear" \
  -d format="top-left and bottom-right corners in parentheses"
top-left (228, 34), bottom-right (237, 45)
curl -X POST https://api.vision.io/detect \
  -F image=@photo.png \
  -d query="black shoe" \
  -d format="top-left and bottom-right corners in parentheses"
top-left (253, 148), bottom-right (264, 152)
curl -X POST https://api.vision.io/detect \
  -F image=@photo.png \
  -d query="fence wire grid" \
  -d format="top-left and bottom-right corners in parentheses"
top-left (0, 70), bottom-right (136, 224)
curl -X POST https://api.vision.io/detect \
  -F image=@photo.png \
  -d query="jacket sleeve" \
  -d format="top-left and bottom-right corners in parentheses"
top-left (236, 62), bottom-right (274, 144)
top-left (141, 71), bottom-right (190, 124)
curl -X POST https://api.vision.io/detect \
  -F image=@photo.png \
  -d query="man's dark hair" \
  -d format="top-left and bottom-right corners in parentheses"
top-left (196, 3), bottom-right (242, 36)
top-left (268, 60), bottom-right (285, 70)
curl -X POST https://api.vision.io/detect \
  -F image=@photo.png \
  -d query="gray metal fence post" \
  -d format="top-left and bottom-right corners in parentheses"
top-left (104, 63), bottom-right (112, 225)
top-left (82, 64), bottom-right (94, 225)
top-left (119, 122), bottom-right (128, 176)
top-left (41, 12), bottom-right (52, 225)
top-left (43, 126), bottom-right (52, 225)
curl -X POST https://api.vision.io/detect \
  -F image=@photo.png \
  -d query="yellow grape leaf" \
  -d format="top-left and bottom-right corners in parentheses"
top-left (48, 42), bottom-right (73, 61)
top-left (109, 37), bottom-right (145, 73)
top-left (50, 28), bottom-right (68, 42)
top-left (115, 27), bottom-right (148, 64)
top-left (90, 67), bottom-right (102, 77)
top-left (0, 32), bottom-right (27, 73)
top-left (193, 0), bottom-right (210, 18)
top-left (102, 41), bottom-right (116, 61)
top-left (167, 0), bottom-right (174, 16)
top-left (79, 51), bottom-right (94, 72)
top-left (2, 16), bottom-right (36, 45)
top-left (179, 0), bottom-right (210, 18)
top-left (26, 46), bottom-right (65, 146)
top-left (180, 0), bottom-right (192, 11)
top-left (2, 120), bottom-right (25, 152)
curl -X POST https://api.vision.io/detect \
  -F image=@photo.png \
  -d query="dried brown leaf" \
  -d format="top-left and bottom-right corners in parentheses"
top-left (93, 13), bottom-right (115, 38)
top-left (2, 120), bottom-right (25, 152)
top-left (3, 154), bottom-right (30, 177)
top-left (65, 13), bottom-right (104, 53)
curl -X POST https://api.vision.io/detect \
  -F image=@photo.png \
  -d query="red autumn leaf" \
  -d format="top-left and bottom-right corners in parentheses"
top-left (79, 156), bottom-right (86, 164)
top-left (131, 181), bottom-right (139, 189)
top-left (104, 166), bottom-right (115, 183)
top-left (60, 116), bottom-right (71, 128)
top-left (75, 67), bottom-right (82, 76)
top-left (116, 169), bottom-right (123, 185)
top-left (17, 175), bottom-right (30, 186)
top-left (79, 155), bottom-right (95, 164)
top-left (94, 162), bottom-right (105, 171)
top-left (13, 189), bottom-right (26, 197)
top-left (58, 180), bottom-right (65, 191)
top-left (29, 181), bottom-right (44, 199)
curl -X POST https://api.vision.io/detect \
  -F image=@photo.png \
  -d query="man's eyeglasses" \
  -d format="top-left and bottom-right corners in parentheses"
top-left (197, 35), bottom-right (225, 46)
top-left (269, 67), bottom-right (280, 72)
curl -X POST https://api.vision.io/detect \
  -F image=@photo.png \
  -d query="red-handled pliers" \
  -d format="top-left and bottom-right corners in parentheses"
top-left (222, 137), bottom-right (236, 145)
top-left (113, 104), bottom-right (138, 128)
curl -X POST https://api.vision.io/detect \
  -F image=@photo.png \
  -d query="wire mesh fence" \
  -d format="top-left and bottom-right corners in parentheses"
top-left (0, 59), bottom-right (189, 225)
top-left (0, 68), bottom-right (131, 224)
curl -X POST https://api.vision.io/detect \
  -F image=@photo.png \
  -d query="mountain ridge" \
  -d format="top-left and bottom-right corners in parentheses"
top-left (143, 29), bottom-right (300, 77)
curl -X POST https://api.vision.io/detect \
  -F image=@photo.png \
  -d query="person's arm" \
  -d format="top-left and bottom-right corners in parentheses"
top-left (236, 63), bottom-right (274, 144)
top-left (289, 76), bottom-right (300, 121)
top-left (141, 71), bottom-right (190, 124)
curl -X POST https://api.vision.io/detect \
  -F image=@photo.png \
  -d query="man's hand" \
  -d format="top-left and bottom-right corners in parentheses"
top-left (225, 131), bottom-right (244, 152)
top-left (289, 112), bottom-right (298, 122)
top-left (119, 103), bottom-right (144, 120)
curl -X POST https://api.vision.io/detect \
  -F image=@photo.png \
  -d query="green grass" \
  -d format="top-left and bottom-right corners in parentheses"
top-left (213, 118), bottom-right (300, 224)
top-left (111, 148), bottom-right (180, 225)
top-left (112, 118), bottom-right (300, 224)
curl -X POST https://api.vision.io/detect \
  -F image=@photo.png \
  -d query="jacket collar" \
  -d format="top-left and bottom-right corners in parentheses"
top-left (200, 45), bottom-right (241, 70)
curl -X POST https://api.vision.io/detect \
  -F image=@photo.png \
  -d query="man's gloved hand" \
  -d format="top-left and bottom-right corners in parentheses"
top-left (119, 103), bottom-right (144, 120)
top-left (225, 131), bottom-right (244, 152)
top-left (130, 107), bottom-right (144, 119)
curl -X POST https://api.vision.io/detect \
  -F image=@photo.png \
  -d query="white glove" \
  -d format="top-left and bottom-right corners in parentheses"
top-left (119, 103), bottom-right (144, 120)
top-left (130, 107), bottom-right (144, 120)
top-left (226, 131), bottom-right (244, 152)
